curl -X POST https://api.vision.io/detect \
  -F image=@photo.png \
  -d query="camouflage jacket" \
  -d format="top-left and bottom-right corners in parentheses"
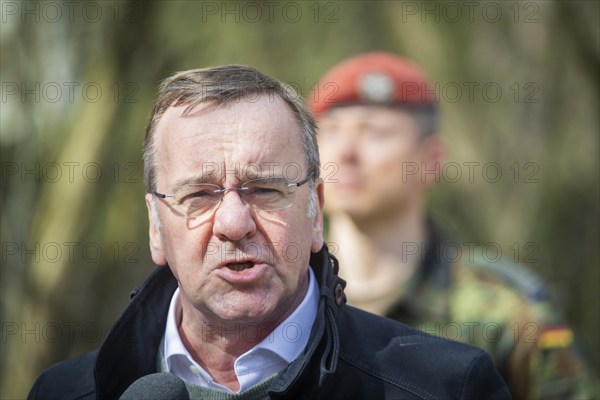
top-left (384, 224), bottom-right (598, 400)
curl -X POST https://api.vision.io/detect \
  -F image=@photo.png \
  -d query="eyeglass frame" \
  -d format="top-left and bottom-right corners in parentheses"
top-left (152, 172), bottom-right (315, 218)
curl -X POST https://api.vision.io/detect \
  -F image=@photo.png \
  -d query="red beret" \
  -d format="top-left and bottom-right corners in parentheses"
top-left (308, 52), bottom-right (437, 117)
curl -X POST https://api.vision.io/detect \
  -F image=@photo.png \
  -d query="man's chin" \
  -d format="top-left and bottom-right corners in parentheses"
top-left (208, 298), bottom-right (276, 324)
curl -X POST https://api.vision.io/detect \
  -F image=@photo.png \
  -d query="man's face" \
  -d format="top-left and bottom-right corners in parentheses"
top-left (318, 105), bottom-right (439, 221)
top-left (146, 94), bottom-right (324, 326)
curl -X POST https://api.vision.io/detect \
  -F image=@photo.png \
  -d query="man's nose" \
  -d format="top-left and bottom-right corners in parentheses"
top-left (212, 190), bottom-right (257, 242)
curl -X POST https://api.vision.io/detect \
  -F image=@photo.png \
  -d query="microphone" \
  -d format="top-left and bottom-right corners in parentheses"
top-left (120, 372), bottom-right (190, 400)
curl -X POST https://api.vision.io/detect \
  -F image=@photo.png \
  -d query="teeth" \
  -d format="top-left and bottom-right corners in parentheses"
top-left (227, 261), bottom-right (254, 271)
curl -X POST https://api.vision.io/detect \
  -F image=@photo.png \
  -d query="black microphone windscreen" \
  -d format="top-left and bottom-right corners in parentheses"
top-left (120, 372), bottom-right (190, 400)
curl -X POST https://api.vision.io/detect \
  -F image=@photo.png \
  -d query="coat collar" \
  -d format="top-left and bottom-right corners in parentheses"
top-left (93, 246), bottom-right (345, 399)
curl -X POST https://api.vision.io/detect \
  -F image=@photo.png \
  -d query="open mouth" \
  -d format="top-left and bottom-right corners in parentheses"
top-left (226, 261), bottom-right (255, 272)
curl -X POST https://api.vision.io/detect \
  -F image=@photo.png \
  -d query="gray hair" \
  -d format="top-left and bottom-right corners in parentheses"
top-left (143, 65), bottom-right (321, 221)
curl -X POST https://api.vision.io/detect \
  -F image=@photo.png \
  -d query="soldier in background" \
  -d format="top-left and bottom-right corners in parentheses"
top-left (309, 52), bottom-right (598, 399)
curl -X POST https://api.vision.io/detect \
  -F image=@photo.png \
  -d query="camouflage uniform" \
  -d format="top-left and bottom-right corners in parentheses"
top-left (382, 223), bottom-right (599, 400)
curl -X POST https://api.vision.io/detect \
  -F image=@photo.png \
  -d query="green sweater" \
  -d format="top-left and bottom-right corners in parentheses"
top-left (157, 337), bottom-right (277, 400)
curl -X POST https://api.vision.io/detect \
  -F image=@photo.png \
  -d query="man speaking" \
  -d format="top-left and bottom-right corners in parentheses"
top-left (28, 65), bottom-right (509, 399)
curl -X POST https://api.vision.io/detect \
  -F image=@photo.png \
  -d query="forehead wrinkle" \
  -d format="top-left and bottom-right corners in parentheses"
top-left (170, 168), bottom-right (289, 192)
top-left (156, 94), bottom-right (304, 189)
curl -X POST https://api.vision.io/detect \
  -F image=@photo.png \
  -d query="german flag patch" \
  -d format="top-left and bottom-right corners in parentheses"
top-left (538, 325), bottom-right (573, 349)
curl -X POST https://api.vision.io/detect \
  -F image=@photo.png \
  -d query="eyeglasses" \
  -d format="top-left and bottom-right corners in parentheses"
top-left (153, 174), bottom-right (313, 219)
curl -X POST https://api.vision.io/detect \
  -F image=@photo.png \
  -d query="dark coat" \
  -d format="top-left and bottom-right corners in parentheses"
top-left (28, 247), bottom-right (511, 399)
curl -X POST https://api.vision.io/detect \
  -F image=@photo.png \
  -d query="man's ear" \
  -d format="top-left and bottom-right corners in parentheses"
top-left (311, 180), bottom-right (325, 253)
top-left (145, 193), bottom-right (167, 265)
top-left (421, 134), bottom-right (445, 186)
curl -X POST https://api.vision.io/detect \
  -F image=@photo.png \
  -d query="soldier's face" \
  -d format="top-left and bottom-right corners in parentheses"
top-left (318, 105), bottom-right (439, 221)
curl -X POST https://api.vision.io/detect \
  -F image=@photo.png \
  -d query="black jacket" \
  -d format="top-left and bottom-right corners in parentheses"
top-left (28, 247), bottom-right (511, 399)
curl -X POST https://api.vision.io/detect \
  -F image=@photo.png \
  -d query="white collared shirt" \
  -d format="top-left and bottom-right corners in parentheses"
top-left (162, 267), bottom-right (318, 393)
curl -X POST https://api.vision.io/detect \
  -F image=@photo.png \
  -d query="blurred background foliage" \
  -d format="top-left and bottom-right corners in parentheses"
top-left (1, 0), bottom-right (598, 397)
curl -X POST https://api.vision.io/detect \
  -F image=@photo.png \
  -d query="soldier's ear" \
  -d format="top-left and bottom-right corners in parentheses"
top-left (421, 134), bottom-right (444, 186)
